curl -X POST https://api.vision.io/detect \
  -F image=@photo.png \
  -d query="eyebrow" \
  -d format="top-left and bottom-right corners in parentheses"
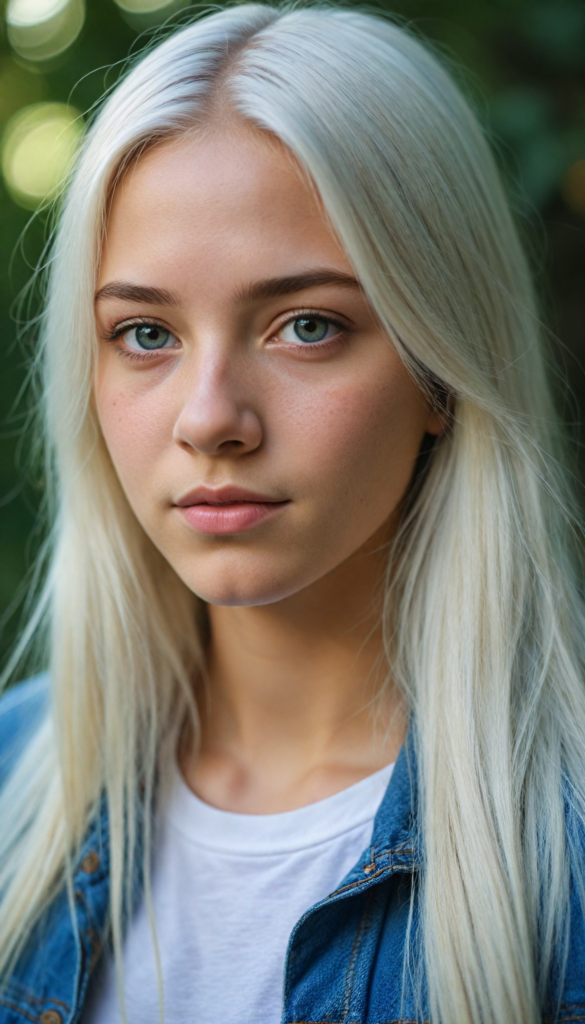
top-left (233, 270), bottom-right (362, 304)
top-left (94, 282), bottom-right (180, 305)
top-left (94, 270), bottom-right (361, 307)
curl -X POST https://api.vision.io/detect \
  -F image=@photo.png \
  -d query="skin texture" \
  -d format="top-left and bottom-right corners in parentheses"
top-left (95, 128), bottom-right (443, 812)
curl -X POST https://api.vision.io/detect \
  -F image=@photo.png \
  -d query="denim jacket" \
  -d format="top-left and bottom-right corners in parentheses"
top-left (0, 676), bottom-right (584, 1024)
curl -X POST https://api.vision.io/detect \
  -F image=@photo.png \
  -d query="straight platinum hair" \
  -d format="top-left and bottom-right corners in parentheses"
top-left (2, 5), bottom-right (585, 1022)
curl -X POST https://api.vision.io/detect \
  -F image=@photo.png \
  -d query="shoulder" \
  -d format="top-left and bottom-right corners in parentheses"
top-left (0, 672), bottom-right (50, 789)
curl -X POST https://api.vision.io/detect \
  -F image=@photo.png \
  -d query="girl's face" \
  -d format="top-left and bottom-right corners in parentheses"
top-left (95, 129), bottom-right (442, 606)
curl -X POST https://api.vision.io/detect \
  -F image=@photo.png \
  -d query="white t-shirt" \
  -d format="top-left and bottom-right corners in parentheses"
top-left (84, 758), bottom-right (394, 1024)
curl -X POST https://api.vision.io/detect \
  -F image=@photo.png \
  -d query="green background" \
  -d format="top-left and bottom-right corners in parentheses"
top-left (1, 0), bottom-right (584, 667)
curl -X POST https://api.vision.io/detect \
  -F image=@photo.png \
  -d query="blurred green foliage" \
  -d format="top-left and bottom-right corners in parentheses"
top-left (1, 0), bottom-right (584, 667)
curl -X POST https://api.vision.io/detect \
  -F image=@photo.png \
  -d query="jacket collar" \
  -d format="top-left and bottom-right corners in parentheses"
top-left (370, 726), bottom-right (419, 865)
top-left (324, 728), bottom-right (420, 902)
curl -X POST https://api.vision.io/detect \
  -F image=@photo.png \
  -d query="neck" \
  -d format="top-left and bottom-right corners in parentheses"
top-left (181, 529), bottom-right (406, 813)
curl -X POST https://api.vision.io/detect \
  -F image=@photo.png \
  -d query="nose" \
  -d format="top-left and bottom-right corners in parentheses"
top-left (172, 350), bottom-right (263, 457)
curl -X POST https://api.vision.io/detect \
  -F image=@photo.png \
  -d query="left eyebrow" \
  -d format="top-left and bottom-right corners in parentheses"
top-left (94, 282), bottom-right (181, 305)
top-left (233, 270), bottom-right (362, 304)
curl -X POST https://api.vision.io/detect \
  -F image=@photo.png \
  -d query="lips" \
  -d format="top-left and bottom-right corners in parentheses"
top-left (175, 485), bottom-right (287, 507)
top-left (175, 486), bottom-right (290, 535)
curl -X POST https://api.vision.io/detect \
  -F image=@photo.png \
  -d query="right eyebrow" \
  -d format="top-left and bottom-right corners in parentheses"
top-left (233, 270), bottom-right (362, 304)
top-left (94, 282), bottom-right (180, 305)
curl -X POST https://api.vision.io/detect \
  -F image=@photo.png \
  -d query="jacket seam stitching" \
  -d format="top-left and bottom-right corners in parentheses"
top-left (342, 888), bottom-right (376, 1022)
top-left (332, 863), bottom-right (411, 897)
top-left (1, 988), bottom-right (69, 1011)
top-left (0, 997), bottom-right (39, 1023)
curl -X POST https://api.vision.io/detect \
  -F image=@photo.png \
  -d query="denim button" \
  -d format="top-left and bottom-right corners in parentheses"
top-left (81, 850), bottom-right (100, 874)
top-left (40, 1012), bottom-right (63, 1024)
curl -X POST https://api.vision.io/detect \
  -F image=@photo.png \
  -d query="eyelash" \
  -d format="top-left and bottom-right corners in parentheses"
top-left (103, 310), bottom-right (350, 362)
top-left (272, 310), bottom-right (349, 354)
top-left (104, 317), bottom-right (170, 345)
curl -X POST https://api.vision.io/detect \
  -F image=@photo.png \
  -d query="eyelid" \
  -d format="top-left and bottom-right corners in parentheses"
top-left (101, 315), bottom-right (176, 342)
top-left (272, 306), bottom-right (353, 328)
top-left (269, 308), bottom-right (352, 343)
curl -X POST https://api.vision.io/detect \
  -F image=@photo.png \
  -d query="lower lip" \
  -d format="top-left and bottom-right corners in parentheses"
top-left (177, 501), bottom-right (289, 535)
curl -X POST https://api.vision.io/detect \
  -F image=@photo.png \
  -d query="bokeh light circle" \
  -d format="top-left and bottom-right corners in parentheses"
top-left (6, 0), bottom-right (85, 62)
top-left (113, 0), bottom-right (179, 14)
top-left (1, 103), bottom-right (83, 209)
top-left (7, 0), bottom-right (69, 26)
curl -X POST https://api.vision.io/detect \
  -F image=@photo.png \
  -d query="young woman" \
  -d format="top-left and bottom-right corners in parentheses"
top-left (1, 4), bottom-right (584, 1023)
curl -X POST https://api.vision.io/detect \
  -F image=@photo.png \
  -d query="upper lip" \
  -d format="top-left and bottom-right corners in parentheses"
top-left (175, 486), bottom-right (289, 507)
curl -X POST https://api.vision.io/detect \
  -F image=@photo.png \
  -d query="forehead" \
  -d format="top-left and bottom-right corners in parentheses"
top-left (99, 129), bottom-right (348, 289)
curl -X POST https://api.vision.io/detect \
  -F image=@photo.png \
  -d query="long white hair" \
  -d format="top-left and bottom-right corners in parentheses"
top-left (1, 5), bottom-right (585, 1022)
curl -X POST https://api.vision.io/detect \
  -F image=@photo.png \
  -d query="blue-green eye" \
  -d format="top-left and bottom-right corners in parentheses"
top-left (125, 324), bottom-right (175, 351)
top-left (279, 316), bottom-right (337, 345)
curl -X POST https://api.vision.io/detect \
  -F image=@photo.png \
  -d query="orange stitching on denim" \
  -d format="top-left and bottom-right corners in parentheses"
top-left (341, 888), bottom-right (376, 1021)
top-left (362, 847), bottom-right (415, 877)
top-left (0, 997), bottom-right (38, 1023)
top-left (75, 885), bottom-right (100, 937)
top-left (1, 988), bottom-right (69, 1011)
top-left (332, 862), bottom-right (412, 897)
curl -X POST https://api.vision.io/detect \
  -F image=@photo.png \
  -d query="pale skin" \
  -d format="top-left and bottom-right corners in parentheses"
top-left (94, 126), bottom-right (443, 814)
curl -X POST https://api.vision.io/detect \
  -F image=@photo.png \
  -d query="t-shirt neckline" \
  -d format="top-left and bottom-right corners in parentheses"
top-left (166, 759), bottom-right (395, 856)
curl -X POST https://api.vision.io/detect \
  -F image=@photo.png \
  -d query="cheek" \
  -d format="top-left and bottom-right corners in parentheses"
top-left (281, 363), bottom-right (427, 513)
top-left (94, 369), bottom-right (175, 494)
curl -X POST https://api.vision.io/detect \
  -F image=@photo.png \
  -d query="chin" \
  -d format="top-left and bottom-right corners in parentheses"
top-left (176, 553), bottom-right (316, 608)
top-left (185, 580), bottom-right (302, 608)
